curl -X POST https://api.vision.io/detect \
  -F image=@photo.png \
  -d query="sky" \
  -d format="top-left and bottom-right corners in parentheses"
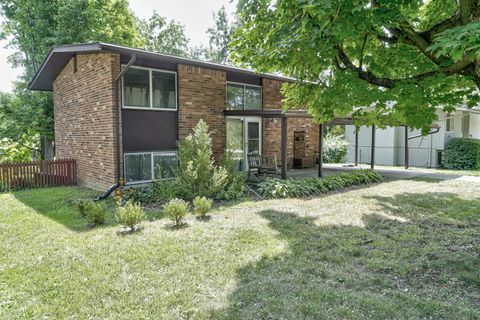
top-left (0, 0), bottom-right (236, 93)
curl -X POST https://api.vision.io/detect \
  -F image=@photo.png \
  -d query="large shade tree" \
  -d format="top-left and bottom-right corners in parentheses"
top-left (137, 11), bottom-right (190, 56)
top-left (233, 0), bottom-right (480, 131)
top-left (0, 0), bottom-right (141, 159)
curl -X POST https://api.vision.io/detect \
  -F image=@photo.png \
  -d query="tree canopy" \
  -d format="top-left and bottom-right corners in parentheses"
top-left (137, 11), bottom-right (189, 56)
top-left (0, 0), bottom-right (141, 159)
top-left (233, 0), bottom-right (480, 131)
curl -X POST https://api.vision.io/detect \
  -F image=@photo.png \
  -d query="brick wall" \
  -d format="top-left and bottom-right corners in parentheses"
top-left (53, 52), bottom-right (120, 191)
top-left (178, 64), bottom-right (227, 160)
top-left (262, 78), bottom-right (319, 168)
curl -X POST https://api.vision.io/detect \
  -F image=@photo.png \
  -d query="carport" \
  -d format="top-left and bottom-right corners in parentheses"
top-left (224, 109), bottom-right (411, 179)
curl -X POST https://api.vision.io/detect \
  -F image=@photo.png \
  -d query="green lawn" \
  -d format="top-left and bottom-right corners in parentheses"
top-left (1, 179), bottom-right (479, 319)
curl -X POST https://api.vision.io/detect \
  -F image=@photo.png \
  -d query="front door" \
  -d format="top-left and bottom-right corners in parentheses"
top-left (226, 117), bottom-right (262, 170)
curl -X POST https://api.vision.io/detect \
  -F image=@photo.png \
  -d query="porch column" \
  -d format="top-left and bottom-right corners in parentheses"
top-left (281, 116), bottom-right (288, 179)
top-left (405, 126), bottom-right (409, 169)
top-left (371, 125), bottom-right (376, 170)
top-left (354, 126), bottom-right (359, 166)
top-left (318, 123), bottom-right (323, 178)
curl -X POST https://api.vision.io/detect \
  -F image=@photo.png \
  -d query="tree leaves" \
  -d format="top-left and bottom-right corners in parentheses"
top-left (232, 0), bottom-right (480, 131)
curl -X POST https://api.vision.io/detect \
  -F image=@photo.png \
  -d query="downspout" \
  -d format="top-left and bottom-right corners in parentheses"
top-left (96, 53), bottom-right (136, 201)
top-left (114, 53), bottom-right (136, 183)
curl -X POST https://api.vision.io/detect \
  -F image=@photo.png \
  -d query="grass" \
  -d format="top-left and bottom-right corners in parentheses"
top-left (1, 179), bottom-right (479, 319)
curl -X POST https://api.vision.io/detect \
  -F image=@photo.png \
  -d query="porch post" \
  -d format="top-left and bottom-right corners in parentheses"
top-left (281, 116), bottom-right (288, 179)
top-left (371, 125), bottom-right (376, 170)
top-left (318, 123), bottom-right (323, 178)
top-left (405, 126), bottom-right (409, 169)
top-left (354, 126), bottom-right (359, 166)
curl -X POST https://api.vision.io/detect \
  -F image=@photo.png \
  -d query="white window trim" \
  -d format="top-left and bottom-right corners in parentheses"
top-left (445, 114), bottom-right (455, 133)
top-left (124, 151), bottom-right (178, 185)
top-left (122, 65), bottom-right (178, 111)
top-left (226, 116), bottom-right (262, 171)
top-left (226, 81), bottom-right (263, 111)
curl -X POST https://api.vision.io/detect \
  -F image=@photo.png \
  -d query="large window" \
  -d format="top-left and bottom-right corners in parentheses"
top-left (124, 152), bottom-right (177, 183)
top-left (123, 66), bottom-right (177, 110)
top-left (227, 83), bottom-right (262, 110)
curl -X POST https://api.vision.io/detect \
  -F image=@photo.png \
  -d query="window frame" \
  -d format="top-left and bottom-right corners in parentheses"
top-left (122, 65), bottom-right (178, 111)
top-left (124, 151), bottom-right (178, 185)
top-left (446, 113), bottom-right (455, 133)
top-left (226, 81), bottom-right (262, 111)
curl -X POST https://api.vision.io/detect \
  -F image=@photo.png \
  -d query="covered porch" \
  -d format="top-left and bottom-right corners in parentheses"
top-left (225, 109), bottom-right (411, 179)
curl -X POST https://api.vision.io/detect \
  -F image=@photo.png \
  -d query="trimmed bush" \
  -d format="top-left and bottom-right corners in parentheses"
top-left (323, 133), bottom-right (348, 163)
top-left (163, 198), bottom-right (189, 226)
top-left (115, 201), bottom-right (145, 231)
top-left (444, 138), bottom-right (480, 170)
top-left (193, 196), bottom-right (213, 217)
top-left (77, 200), bottom-right (106, 226)
top-left (258, 170), bottom-right (382, 198)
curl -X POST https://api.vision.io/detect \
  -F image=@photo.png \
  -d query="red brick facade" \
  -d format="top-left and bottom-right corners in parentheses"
top-left (178, 64), bottom-right (227, 160)
top-left (262, 79), bottom-right (319, 168)
top-left (52, 54), bottom-right (319, 190)
top-left (53, 53), bottom-right (120, 191)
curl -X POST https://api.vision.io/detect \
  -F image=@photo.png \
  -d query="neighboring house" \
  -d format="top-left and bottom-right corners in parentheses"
top-left (345, 108), bottom-right (480, 168)
top-left (29, 43), bottom-right (320, 191)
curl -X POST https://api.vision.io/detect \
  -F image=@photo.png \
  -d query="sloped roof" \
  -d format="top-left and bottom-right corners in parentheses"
top-left (29, 42), bottom-right (295, 91)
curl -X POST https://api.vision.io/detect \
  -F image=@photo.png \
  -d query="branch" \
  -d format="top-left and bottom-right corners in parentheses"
top-left (359, 33), bottom-right (369, 70)
top-left (335, 45), bottom-right (474, 89)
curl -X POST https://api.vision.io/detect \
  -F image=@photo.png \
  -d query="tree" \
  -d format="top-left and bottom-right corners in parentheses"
top-left (206, 6), bottom-right (234, 63)
top-left (233, 0), bottom-right (480, 131)
top-left (0, 0), bottom-right (141, 159)
top-left (137, 11), bottom-right (189, 56)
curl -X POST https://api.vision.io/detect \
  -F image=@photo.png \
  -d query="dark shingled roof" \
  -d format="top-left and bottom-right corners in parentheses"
top-left (29, 42), bottom-right (295, 91)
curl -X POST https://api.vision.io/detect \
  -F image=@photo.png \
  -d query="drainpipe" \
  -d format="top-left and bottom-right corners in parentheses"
top-left (114, 53), bottom-right (136, 183)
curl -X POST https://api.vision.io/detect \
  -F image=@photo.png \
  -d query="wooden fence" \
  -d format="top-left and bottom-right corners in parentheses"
top-left (0, 159), bottom-right (77, 191)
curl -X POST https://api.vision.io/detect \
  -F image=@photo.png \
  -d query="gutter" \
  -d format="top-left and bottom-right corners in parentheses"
top-left (408, 127), bottom-right (441, 140)
top-left (114, 53), bottom-right (136, 182)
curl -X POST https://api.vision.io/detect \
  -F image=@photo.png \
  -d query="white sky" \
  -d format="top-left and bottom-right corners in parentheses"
top-left (0, 0), bottom-right (236, 93)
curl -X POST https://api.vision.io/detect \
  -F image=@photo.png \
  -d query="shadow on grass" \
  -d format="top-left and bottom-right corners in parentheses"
top-left (215, 193), bottom-right (480, 319)
top-left (12, 187), bottom-right (116, 232)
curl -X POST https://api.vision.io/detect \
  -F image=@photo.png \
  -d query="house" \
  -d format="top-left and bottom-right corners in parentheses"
top-left (344, 108), bottom-right (480, 168)
top-left (29, 43), bottom-right (321, 191)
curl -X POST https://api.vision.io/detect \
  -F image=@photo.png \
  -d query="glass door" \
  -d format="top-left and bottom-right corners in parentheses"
top-left (226, 117), bottom-right (261, 171)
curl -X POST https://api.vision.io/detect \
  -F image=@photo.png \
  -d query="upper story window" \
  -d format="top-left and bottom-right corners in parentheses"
top-left (227, 83), bottom-right (262, 110)
top-left (123, 66), bottom-right (177, 110)
top-left (446, 113), bottom-right (455, 132)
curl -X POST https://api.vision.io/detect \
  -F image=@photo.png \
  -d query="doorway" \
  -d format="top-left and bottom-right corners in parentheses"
top-left (226, 117), bottom-right (262, 170)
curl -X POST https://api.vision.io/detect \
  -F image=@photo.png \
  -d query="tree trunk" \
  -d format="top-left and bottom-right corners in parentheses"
top-left (40, 137), bottom-right (55, 160)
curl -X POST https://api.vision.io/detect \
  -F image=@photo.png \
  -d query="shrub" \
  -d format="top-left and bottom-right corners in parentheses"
top-left (163, 198), bottom-right (189, 226)
top-left (77, 200), bottom-right (106, 226)
top-left (176, 120), bottom-right (228, 200)
top-left (217, 147), bottom-right (247, 200)
top-left (258, 170), bottom-right (382, 198)
top-left (122, 180), bottom-right (180, 205)
top-left (122, 186), bottom-right (153, 204)
top-left (323, 133), bottom-right (349, 163)
top-left (115, 201), bottom-right (145, 231)
top-left (444, 138), bottom-right (480, 170)
top-left (193, 196), bottom-right (213, 217)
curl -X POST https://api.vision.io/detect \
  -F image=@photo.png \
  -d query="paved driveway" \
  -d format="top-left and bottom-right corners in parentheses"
top-left (290, 164), bottom-right (480, 183)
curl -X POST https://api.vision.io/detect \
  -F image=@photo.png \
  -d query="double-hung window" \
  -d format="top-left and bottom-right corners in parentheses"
top-left (123, 66), bottom-right (177, 110)
top-left (227, 83), bottom-right (262, 110)
top-left (124, 152), bottom-right (177, 184)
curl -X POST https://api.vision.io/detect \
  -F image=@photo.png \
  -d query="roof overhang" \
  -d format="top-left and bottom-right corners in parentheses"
top-left (29, 42), bottom-right (296, 91)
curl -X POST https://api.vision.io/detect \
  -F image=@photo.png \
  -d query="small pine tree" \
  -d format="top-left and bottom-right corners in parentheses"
top-left (176, 120), bottom-right (228, 200)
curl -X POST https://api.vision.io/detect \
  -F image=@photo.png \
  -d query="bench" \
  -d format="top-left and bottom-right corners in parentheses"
top-left (247, 154), bottom-right (281, 177)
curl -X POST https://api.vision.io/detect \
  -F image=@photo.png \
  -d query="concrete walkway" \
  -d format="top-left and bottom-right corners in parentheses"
top-left (290, 164), bottom-right (480, 183)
